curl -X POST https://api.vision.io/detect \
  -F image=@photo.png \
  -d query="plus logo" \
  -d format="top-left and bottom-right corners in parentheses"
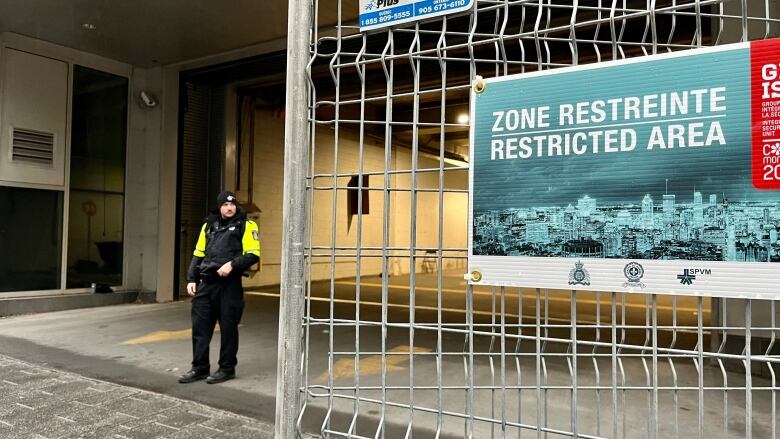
top-left (365, 0), bottom-right (398, 9)
top-left (677, 269), bottom-right (696, 285)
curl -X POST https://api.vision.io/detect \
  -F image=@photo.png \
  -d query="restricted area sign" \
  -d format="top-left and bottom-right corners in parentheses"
top-left (359, 0), bottom-right (474, 32)
top-left (468, 37), bottom-right (780, 299)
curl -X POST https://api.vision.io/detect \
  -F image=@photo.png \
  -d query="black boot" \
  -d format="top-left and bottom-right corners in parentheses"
top-left (206, 369), bottom-right (235, 384)
top-left (178, 369), bottom-right (209, 384)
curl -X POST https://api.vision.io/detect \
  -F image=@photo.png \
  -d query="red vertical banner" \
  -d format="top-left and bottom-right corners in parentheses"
top-left (752, 38), bottom-right (780, 189)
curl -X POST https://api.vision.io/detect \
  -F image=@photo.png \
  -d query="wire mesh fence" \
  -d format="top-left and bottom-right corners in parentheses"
top-left (292, 1), bottom-right (780, 437)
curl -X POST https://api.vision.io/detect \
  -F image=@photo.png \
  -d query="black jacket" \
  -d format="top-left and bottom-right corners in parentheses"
top-left (186, 208), bottom-right (260, 282)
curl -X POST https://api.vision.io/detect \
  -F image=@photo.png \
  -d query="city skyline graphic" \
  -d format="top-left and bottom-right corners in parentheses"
top-left (470, 46), bottom-right (780, 264)
top-left (472, 182), bottom-right (780, 262)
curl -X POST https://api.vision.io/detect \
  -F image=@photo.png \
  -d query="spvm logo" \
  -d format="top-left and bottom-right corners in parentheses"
top-left (676, 268), bottom-right (712, 285)
top-left (365, 0), bottom-right (400, 10)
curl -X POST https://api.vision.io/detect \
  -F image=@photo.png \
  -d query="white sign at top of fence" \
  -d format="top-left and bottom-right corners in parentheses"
top-left (359, 0), bottom-right (474, 32)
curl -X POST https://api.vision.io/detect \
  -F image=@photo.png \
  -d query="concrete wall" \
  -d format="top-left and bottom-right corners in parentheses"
top-left (0, 33), bottom-right (163, 299)
top-left (391, 153), bottom-right (469, 276)
top-left (241, 108), bottom-right (469, 288)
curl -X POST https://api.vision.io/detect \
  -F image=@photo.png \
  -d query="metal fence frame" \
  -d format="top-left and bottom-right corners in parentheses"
top-left (277, 1), bottom-right (780, 438)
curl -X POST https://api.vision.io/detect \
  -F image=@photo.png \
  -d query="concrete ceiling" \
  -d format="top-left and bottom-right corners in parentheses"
top-left (0, 0), bottom-right (355, 67)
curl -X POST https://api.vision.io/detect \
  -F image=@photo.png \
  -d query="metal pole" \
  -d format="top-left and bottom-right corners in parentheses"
top-left (275, 0), bottom-right (312, 436)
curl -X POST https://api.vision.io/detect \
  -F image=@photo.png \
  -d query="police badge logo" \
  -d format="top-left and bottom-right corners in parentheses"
top-left (568, 261), bottom-right (590, 286)
top-left (623, 262), bottom-right (645, 288)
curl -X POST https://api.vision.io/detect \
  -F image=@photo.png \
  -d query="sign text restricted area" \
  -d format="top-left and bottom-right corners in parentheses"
top-left (469, 38), bottom-right (780, 299)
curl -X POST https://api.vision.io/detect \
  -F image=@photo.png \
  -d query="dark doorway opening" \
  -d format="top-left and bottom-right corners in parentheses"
top-left (174, 51), bottom-right (286, 299)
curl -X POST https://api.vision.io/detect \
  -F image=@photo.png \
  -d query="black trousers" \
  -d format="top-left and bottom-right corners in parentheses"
top-left (191, 276), bottom-right (245, 373)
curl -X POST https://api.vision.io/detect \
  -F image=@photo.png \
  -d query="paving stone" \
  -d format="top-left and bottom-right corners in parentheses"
top-left (0, 354), bottom-right (272, 439)
top-left (152, 408), bottom-right (210, 429)
top-left (166, 424), bottom-right (220, 439)
top-left (230, 422), bottom-right (274, 436)
top-left (80, 381), bottom-right (119, 393)
top-left (14, 388), bottom-right (68, 411)
top-left (49, 401), bottom-right (114, 424)
top-left (0, 419), bottom-right (16, 434)
top-left (71, 387), bottom-right (139, 406)
top-left (0, 431), bottom-right (49, 439)
top-left (39, 379), bottom-right (97, 400)
top-left (115, 420), bottom-right (180, 439)
top-left (126, 392), bottom-right (178, 404)
top-left (0, 403), bottom-right (38, 426)
top-left (198, 415), bottom-right (247, 433)
top-left (0, 397), bottom-right (21, 417)
top-left (214, 423), bottom-right (274, 439)
top-left (2, 377), bottom-right (62, 402)
top-left (0, 378), bottom-right (16, 392)
top-left (101, 394), bottom-right (178, 419)
top-left (59, 412), bottom-right (139, 439)
top-left (65, 423), bottom-right (134, 439)
top-left (2, 368), bottom-right (54, 386)
top-left (25, 411), bottom-right (85, 438)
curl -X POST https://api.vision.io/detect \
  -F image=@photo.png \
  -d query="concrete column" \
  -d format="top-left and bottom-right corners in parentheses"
top-left (155, 66), bottom-right (181, 302)
top-left (125, 67), bottom-right (163, 295)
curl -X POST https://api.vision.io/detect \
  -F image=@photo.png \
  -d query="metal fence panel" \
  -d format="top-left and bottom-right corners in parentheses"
top-left (280, 1), bottom-right (780, 438)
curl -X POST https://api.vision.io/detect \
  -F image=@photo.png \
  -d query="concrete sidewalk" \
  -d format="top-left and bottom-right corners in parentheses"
top-left (0, 354), bottom-right (273, 438)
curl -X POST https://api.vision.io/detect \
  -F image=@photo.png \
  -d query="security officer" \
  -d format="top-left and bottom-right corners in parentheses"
top-left (178, 191), bottom-right (260, 384)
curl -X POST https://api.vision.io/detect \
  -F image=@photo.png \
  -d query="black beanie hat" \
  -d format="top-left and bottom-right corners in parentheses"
top-left (216, 191), bottom-right (237, 208)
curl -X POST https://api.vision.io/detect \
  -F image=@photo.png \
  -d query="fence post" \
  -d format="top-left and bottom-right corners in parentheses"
top-left (275, 0), bottom-right (312, 437)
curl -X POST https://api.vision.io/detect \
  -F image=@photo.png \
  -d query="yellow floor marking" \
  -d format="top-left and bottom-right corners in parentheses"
top-left (122, 325), bottom-right (220, 345)
top-left (317, 345), bottom-right (432, 382)
top-left (334, 281), bottom-right (708, 314)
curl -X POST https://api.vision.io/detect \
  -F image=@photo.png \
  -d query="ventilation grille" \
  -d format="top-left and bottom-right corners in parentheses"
top-left (11, 127), bottom-right (55, 165)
